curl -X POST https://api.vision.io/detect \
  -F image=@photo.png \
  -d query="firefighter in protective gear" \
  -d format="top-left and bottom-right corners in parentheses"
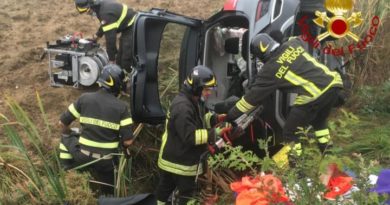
top-left (155, 65), bottom-right (230, 205)
top-left (59, 64), bottom-right (134, 195)
top-left (226, 33), bottom-right (344, 167)
top-left (74, 0), bottom-right (136, 72)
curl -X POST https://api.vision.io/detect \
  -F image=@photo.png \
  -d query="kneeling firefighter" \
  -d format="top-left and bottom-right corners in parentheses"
top-left (226, 33), bottom-right (345, 168)
top-left (58, 64), bottom-right (134, 195)
top-left (155, 65), bottom-right (231, 205)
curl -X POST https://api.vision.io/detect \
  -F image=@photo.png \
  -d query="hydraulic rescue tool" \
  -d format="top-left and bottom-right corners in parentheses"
top-left (208, 105), bottom-right (264, 155)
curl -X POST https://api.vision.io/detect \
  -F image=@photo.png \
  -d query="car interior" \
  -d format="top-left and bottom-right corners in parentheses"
top-left (201, 16), bottom-right (249, 112)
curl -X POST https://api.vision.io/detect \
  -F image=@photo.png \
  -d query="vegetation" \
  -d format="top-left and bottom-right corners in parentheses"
top-left (1, 95), bottom-right (389, 204)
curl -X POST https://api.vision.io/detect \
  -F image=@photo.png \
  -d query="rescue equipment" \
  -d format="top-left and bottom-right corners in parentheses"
top-left (44, 33), bottom-right (109, 87)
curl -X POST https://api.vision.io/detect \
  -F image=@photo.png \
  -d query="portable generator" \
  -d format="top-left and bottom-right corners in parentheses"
top-left (44, 34), bottom-right (109, 87)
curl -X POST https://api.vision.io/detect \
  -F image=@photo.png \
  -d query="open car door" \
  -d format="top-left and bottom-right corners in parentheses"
top-left (130, 9), bottom-right (202, 124)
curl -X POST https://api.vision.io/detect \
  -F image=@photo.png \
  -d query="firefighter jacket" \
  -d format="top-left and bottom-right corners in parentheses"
top-left (158, 90), bottom-right (213, 176)
top-left (232, 37), bottom-right (344, 115)
top-left (94, 0), bottom-right (136, 61)
top-left (60, 89), bottom-right (133, 155)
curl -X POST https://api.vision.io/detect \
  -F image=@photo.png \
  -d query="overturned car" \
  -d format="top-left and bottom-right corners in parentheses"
top-left (129, 0), bottom-right (345, 155)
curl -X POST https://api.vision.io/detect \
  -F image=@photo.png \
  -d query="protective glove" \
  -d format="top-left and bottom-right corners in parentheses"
top-left (216, 114), bottom-right (227, 123)
top-left (272, 143), bottom-right (302, 169)
top-left (92, 34), bottom-right (100, 41)
top-left (206, 113), bottom-right (227, 128)
top-left (215, 122), bottom-right (232, 138)
top-left (207, 122), bottom-right (232, 155)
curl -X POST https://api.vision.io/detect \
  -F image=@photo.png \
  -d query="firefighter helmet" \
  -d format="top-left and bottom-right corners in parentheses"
top-left (250, 33), bottom-right (280, 62)
top-left (74, 0), bottom-right (100, 13)
top-left (184, 65), bottom-right (217, 96)
top-left (98, 64), bottom-right (125, 96)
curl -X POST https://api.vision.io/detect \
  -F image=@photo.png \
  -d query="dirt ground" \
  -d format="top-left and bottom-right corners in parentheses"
top-left (0, 0), bottom-right (224, 139)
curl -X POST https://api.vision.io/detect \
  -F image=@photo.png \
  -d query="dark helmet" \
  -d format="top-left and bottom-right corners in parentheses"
top-left (98, 64), bottom-right (125, 96)
top-left (74, 0), bottom-right (100, 13)
top-left (250, 33), bottom-right (280, 62)
top-left (183, 65), bottom-right (217, 96)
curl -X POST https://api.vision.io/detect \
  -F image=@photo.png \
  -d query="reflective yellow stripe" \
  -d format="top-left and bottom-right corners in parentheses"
top-left (286, 53), bottom-right (343, 105)
top-left (60, 153), bottom-right (73, 159)
top-left (157, 201), bottom-right (166, 205)
top-left (284, 71), bottom-right (322, 97)
top-left (79, 136), bottom-right (119, 149)
top-left (205, 76), bottom-right (216, 87)
top-left (294, 95), bottom-right (313, 105)
top-left (59, 143), bottom-right (68, 151)
top-left (195, 129), bottom-right (208, 145)
top-left (303, 53), bottom-right (339, 79)
top-left (158, 157), bottom-right (201, 176)
top-left (302, 52), bottom-right (343, 87)
top-left (127, 15), bottom-right (136, 27)
top-left (315, 129), bottom-right (330, 137)
top-left (292, 143), bottom-right (302, 156)
top-left (318, 135), bottom-right (330, 144)
top-left (77, 6), bottom-right (90, 13)
top-left (236, 97), bottom-right (255, 113)
top-left (158, 119), bottom-right (202, 176)
top-left (204, 112), bottom-right (213, 128)
top-left (301, 52), bottom-right (343, 95)
top-left (68, 104), bottom-right (80, 118)
top-left (80, 117), bottom-right (120, 130)
top-left (102, 4), bottom-right (128, 32)
top-left (120, 118), bottom-right (133, 126)
top-left (315, 129), bottom-right (331, 144)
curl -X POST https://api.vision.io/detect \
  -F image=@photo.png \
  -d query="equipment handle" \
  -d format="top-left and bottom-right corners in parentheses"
top-left (71, 32), bottom-right (84, 48)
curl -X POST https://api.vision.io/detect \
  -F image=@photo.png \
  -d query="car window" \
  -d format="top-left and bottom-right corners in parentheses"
top-left (256, 0), bottom-right (270, 22)
top-left (273, 0), bottom-right (282, 20)
top-left (157, 23), bottom-right (187, 107)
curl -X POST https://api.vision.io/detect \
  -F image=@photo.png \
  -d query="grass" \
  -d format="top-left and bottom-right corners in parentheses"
top-left (345, 0), bottom-right (389, 86)
top-left (0, 97), bottom-right (67, 204)
top-left (332, 112), bottom-right (390, 166)
top-left (1, 76), bottom-right (390, 205)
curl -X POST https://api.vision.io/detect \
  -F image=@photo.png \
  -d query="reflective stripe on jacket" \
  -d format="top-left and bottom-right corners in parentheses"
top-left (60, 89), bottom-right (133, 154)
top-left (94, 0), bottom-right (136, 61)
top-left (236, 37), bottom-right (344, 113)
top-left (158, 91), bottom-right (210, 176)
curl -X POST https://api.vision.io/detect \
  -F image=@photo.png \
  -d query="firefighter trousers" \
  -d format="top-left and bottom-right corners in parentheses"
top-left (283, 87), bottom-right (341, 144)
top-left (60, 135), bottom-right (117, 196)
top-left (117, 27), bottom-right (133, 73)
top-left (155, 169), bottom-right (197, 205)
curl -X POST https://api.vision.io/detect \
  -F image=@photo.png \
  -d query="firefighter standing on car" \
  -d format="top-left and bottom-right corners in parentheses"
top-left (226, 33), bottom-right (345, 167)
top-left (74, 0), bottom-right (136, 72)
top-left (58, 64), bottom-right (134, 195)
top-left (155, 65), bottom-right (231, 205)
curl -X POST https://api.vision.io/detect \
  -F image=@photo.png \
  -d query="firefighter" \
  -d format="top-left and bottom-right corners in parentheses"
top-left (226, 33), bottom-right (345, 167)
top-left (155, 65), bottom-right (231, 205)
top-left (74, 0), bottom-right (136, 72)
top-left (58, 64), bottom-right (134, 195)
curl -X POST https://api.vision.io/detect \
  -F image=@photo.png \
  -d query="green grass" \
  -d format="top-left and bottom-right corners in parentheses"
top-left (0, 95), bottom-right (96, 204)
top-left (332, 112), bottom-right (390, 166)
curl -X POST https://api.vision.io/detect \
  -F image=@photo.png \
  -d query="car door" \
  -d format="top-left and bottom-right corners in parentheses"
top-left (130, 9), bottom-right (202, 124)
